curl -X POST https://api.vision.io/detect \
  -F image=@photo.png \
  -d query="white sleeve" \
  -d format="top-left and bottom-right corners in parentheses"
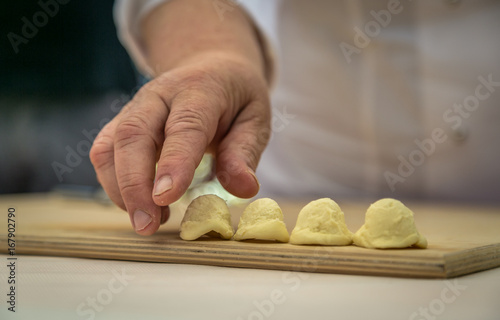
top-left (113, 0), bottom-right (169, 77)
top-left (237, 0), bottom-right (282, 86)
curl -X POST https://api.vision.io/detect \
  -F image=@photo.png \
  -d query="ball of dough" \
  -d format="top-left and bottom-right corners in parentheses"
top-left (233, 198), bottom-right (289, 242)
top-left (180, 194), bottom-right (234, 240)
top-left (353, 198), bottom-right (428, 249)
top-left (290, 198), bottom-right (353, 245)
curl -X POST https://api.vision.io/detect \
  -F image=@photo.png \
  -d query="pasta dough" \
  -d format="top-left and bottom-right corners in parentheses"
top-left (353, 198), bottom-right (427, 249)
top-left (180, 194), bottom-right (234, 240)
top-left (290, 198), bottom-right (353, 245)
top-left (233, 198), bottom-right (289, 242)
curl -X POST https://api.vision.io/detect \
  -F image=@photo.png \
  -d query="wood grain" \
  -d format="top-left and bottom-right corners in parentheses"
top-left (1, 193), bottom-right (499, 278)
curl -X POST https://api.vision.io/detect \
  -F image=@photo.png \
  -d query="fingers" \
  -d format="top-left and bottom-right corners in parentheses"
top-left (153, 92), bottom-right (219, 206)
top-left (216, 99), bottom-right (271, 198)
top-left (113, 88), bottom-right (170, 235)
top-left (91, 63), bottom-right (271, 236)
top-left (160, 206), bottom-right (170, 225)
top-left (90, 120), bottom-right (126, 210)
top-left (90, 88), bottom-right (171, 234)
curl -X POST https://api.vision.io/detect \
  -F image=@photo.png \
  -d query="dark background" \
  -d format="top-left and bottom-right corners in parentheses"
top-left (0, 0), bottom-right (137, 193)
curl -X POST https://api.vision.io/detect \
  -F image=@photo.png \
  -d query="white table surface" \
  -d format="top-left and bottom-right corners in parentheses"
top-left (1, 254), bottom-right (499, 320)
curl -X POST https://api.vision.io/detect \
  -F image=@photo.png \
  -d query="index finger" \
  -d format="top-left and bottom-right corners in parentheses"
top-left (114, 87), bottom-right (169, 235)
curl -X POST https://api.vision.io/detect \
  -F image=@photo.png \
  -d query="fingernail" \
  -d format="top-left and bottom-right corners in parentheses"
top-left (247, 169), bottom-right (260, 187)
top-left (133, 210), bottom-right (152, 231)
top-left (154, 175), bottom-right (172, 196)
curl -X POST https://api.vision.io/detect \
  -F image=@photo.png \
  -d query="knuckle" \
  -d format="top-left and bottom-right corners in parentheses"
top-left (172, 68), bottom-right (227, 105)
top-left (119, 171), bottom-right (148, 196)
top-left (137, 81), bottom-right (169, 108)
top-left (155, 67), bottom-right (217, 91)
top-left (166, 108), bottom-right (212, 146)
top-left (175, 67), bottom-right (218, 88)
top-left (116, 112), bottom-right (149, 136)
top-left (115, 113), bottom-right (160, 149)
top-left (160, 138), bottom-right (201, 173)
top-left (137, 79), bottom-right (163, 96)
top-left (89, 135), bottom-right (114, 170)
top-left (184, 72), bottom-right (222, 96)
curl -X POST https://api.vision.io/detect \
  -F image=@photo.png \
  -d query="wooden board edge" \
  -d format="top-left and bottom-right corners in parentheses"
top-left (8, 240), bottom-right (448, 279)
top-left (443, 243), bottom-right (500, 278)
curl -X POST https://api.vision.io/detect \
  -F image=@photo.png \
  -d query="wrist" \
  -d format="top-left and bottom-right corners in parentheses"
top-left (140, 0), bottom-right (269, 83)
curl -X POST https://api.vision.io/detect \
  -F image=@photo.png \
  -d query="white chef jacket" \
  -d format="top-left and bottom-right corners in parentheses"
top-left (114, 0), bottom-right (500, 203)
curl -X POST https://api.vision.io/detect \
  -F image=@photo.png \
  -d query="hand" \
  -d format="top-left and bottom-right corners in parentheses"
top-left (90, 53), bottom-right (270, 235)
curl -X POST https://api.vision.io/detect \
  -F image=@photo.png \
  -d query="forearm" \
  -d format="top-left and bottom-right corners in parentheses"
top-left (141, 0), bottom-right (267, 80)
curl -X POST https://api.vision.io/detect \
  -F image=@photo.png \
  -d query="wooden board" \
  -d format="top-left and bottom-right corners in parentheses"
top-left (1, 193), bottom-right (499, 278)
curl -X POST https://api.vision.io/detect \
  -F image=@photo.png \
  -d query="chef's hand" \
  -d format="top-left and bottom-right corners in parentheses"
top-left (90, 53), bottom-right (270, 235)
top-left (90, 0), bottom-right (270, 235)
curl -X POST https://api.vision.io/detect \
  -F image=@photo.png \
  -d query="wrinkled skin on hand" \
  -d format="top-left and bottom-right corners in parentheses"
top-left (90, 54), bottom-right (270, 235)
